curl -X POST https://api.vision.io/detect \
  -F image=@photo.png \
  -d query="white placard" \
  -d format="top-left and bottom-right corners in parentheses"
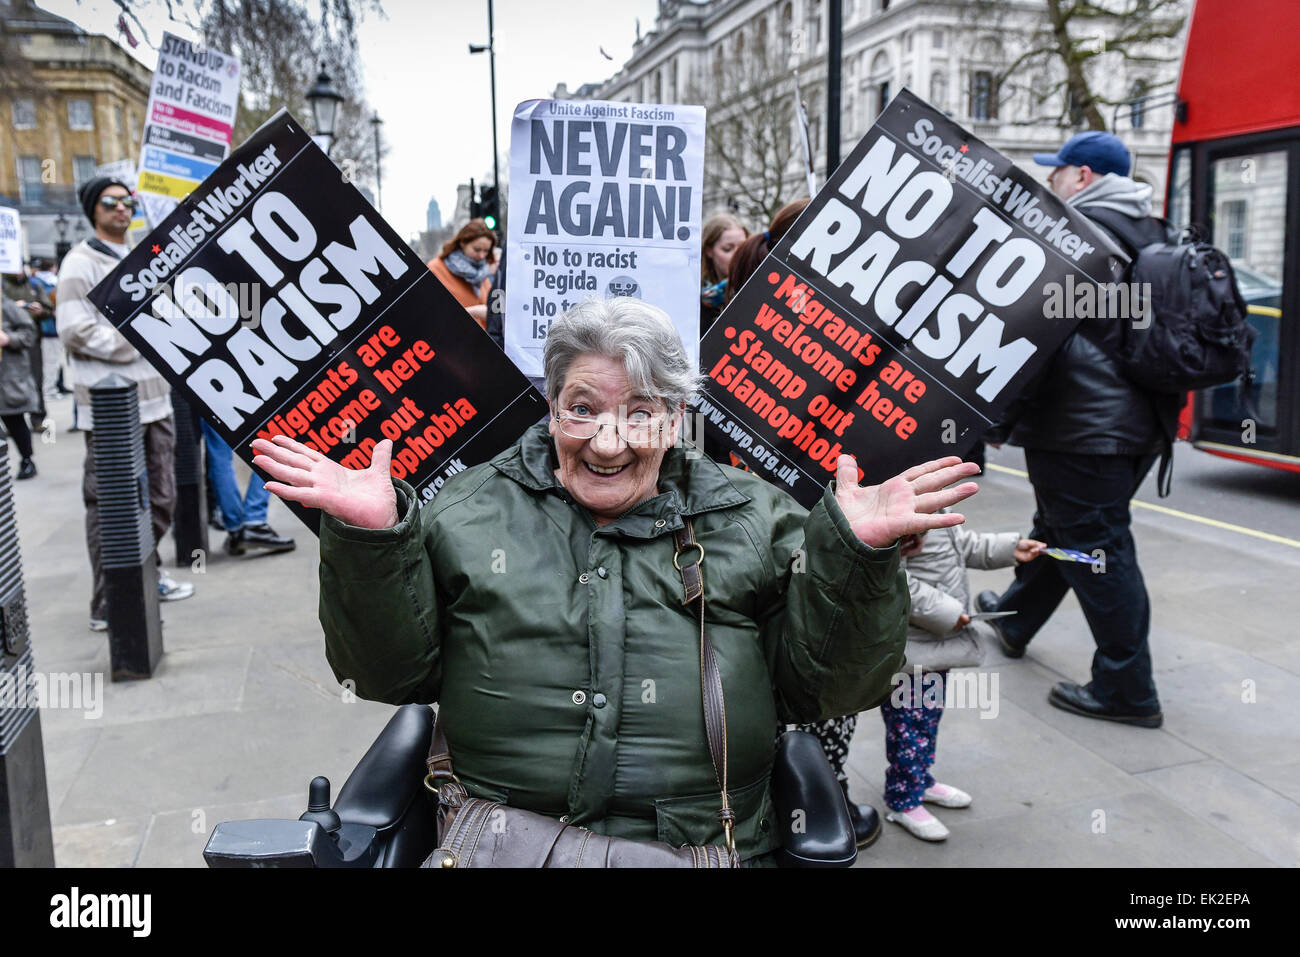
top-left (136, 32), bottom-right (241, 227)
top-left (505, 99), bottom-right (706, 377)
top-left (0, 207), bottom-right (23, 273)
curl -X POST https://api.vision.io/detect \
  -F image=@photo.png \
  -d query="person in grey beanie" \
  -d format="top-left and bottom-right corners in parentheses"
top-left (57, 178), bottom-right (196, 630)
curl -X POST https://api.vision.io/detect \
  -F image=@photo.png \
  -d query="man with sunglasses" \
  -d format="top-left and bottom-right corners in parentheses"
top-left (57, 177), bottom-right (196, 631)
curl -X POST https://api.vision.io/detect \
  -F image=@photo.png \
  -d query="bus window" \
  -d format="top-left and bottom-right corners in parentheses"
top-left (1204, 151), bottom-right (1287, 432)
top-left (1169, 147), bottom-right (1191, 229)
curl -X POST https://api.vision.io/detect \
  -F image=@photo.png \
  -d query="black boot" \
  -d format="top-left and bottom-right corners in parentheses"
top-left (841, 780), bottom-right (881, 849)
top-left (16, 458), bottom-right (36, 480)
top-left (240, 523), bottom-right (296, 553)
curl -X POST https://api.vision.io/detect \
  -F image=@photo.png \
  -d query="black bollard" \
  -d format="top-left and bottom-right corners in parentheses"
top-left (0, 453), bottom-right (56, 866)
top-left (170, 392), bottom-right (208, 567)
top-left (90, 374), bottom-right (163, 681)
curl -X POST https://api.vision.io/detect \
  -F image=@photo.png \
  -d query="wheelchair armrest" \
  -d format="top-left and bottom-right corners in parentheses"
top-left (203, 819), bottom-right (379, 867)
top-left (203, 705), bottom-right (438, 868)
top-left (332, 704), bottom-right (434, 831)
top-left (770, 729), bottom-right (858, 868)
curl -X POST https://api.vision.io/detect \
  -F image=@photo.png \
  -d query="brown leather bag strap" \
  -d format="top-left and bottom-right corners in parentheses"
top-left (427, 715), bottom-right (453, 779)
top-left (674, 519), bottom-right (737, 862)
top-left (673, 521), bottom-right (704, 604)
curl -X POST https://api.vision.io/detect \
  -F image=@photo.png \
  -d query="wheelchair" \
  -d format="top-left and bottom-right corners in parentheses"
top-left (203, 704), bottom-right (858, 867)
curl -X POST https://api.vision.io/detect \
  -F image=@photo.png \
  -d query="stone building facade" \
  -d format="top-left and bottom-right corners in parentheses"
top-left (566, 0), bottom-right (1186, 225)
top-left (0, 1), bottom-right (152, 259)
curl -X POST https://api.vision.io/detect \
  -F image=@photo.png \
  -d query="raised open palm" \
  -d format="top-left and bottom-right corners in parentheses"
top-left (252, 434), bottom-right (399, 530)
top-left (834, 454), bottom-right (980, 549)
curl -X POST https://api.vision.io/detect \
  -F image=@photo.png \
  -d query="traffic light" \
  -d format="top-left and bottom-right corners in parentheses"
top-left (468, 177), bottom-right (481, 218)
top-left (479, 184), bottom-right (499, 231)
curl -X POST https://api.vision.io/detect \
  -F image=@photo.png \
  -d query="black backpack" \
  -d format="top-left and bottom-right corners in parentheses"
top-left (1085, 207), bottom-right (1256, 395)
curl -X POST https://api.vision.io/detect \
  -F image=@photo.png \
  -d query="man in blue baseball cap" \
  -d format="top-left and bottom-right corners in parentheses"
top-left (1033, 129), bottom-right (1134, 199)
top-left (980, 130), bottom-right (1181, 729)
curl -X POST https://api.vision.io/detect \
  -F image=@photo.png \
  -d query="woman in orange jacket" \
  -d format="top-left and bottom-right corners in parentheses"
top-left (428, 218), bottom-right (496, 328)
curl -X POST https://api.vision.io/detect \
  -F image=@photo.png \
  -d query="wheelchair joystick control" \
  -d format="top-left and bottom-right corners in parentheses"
top-left (299, 776), bottom-right (342, 834)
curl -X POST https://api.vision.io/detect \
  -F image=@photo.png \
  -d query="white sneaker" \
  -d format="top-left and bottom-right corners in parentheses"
top-left (89, 617), bottom-right (108, 632)
top-left (158, 575), bottom-right (194, 602)
top-left (886, 807), bottom-right (950, 842)
top-left (924, 783), bottom-right (972, 808)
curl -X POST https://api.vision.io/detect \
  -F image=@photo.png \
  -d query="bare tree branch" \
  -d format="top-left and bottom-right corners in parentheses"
top-left (684, 41), bottom-right (803, 223)
top-left (198, 0), bottom-right (384, 179)
top-left (966, 0), bottom-right (1187, 131)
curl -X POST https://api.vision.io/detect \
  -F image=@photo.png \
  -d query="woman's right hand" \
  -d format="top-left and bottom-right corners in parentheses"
top-left (252, 434), bottom-right (399, 530)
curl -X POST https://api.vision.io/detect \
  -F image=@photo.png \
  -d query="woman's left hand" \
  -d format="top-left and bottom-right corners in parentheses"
top-left (833, 454), bottom-right (980, 549)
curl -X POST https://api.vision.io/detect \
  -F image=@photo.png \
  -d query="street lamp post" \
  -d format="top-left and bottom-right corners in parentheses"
top-left (469, 0), bottom-right (500, 227)
top-left (370, 112), bottom-right (383, 213)
top-left (54, 212), bottom-right (70, 264)
top-left (827, 0), bottom-right (843, 175)
top-left (306, 63), bottom-right (345, 157)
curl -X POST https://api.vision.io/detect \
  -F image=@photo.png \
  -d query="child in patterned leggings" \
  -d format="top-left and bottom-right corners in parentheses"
top-left (881, 667), bottom-right (957, 840)
top-left (883, 524), bottom-right (1043, 841)
top-left (800, 518), bottom-right (1043, 843)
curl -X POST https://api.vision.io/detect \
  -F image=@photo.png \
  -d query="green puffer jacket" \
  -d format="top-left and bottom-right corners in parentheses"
top-left (318, 422), bottom-right (908, 861)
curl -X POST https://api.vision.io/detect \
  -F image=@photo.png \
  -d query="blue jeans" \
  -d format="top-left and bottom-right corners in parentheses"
top-left (202, 420), bottom-right (268, 530)
top-left (996, 449), bottom-right (1160, 713)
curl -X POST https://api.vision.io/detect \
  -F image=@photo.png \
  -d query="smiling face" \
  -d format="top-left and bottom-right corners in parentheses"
top-left (548, 354), bottom-right (682, 526)
top-left (707, 226), bottom-right (746, 278)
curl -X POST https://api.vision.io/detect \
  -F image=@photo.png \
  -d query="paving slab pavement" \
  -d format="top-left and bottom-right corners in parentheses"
top-left (8, 394), bottom-right (1298, 866)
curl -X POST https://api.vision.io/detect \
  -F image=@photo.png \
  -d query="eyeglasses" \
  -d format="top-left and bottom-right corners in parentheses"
top-left (98, 196), bottom-right (137, 211)
top-left (556, 409), bottom-right (669, 446)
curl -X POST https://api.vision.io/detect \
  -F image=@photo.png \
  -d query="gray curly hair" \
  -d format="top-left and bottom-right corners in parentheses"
top-left (542, 297), bottom-right (704, 410)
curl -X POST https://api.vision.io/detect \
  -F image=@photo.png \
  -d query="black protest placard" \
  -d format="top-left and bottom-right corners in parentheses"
top-left (89, 110), bottom-right (546, 534)
top-left (699, 89), bottom-right (1125, 508)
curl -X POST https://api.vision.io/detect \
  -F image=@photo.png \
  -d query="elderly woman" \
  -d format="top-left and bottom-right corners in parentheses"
top-left (251, 298), bottom-right (979, 865)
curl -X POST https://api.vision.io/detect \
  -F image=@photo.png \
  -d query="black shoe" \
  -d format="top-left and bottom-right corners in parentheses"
top-left (1048, 682), bottom-right (1163, 728)
top-left (841, 781), bottom-right (882, 849)
top-left (223, 529), bottom-right (246, 556)
top-left (240, 523), bottom-right (296, 552)
top-left (976, 590), bottom-right (1000, 613)
top-left (16, 458), bottom-right (36, 480)
top-left (209, 512), bottom-right (226, 532)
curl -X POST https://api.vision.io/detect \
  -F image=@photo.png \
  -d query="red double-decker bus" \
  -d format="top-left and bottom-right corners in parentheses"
top-left (1167, 0), bottom-right (1300, 473)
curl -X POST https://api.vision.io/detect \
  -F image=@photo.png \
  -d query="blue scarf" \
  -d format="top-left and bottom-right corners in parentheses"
top-left (445, 249), bottom-right (491, 286)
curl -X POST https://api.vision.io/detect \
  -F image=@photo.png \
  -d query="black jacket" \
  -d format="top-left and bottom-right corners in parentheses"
top-left (987, 206), bottom-right (1181, 456)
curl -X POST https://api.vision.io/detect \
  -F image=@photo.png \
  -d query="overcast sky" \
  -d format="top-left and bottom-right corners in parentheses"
top-left (41, 0), bottom-right (661, 239)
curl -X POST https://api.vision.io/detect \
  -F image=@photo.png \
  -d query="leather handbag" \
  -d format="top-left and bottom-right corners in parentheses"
top-left (420, 519), bottom-right (740, 868)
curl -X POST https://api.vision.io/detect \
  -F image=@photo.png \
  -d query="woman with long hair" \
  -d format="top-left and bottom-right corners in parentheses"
top-left (725, 199), bottom-right (810, 304)
top-left (428, 218), bottom-right (497, 329)
top-left (699, 213), bottom-right (747, 335)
